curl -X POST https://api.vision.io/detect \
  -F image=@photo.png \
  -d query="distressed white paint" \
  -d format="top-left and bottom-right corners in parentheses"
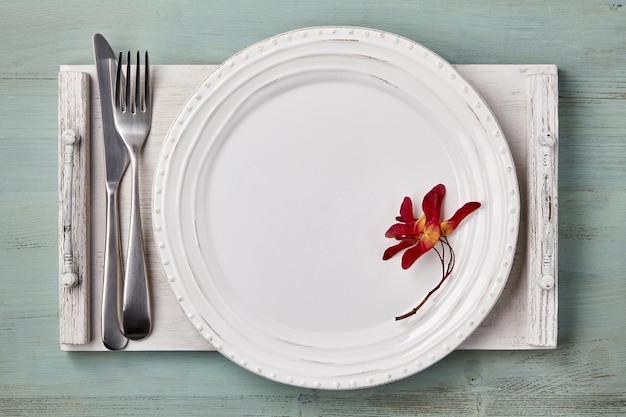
top-left (58, 64), bottom-right (558, 351)
top-left (58, 71), bottom-right (90, 345)
top-left (61, 129), bottom-right (80, 289)
top-left (528, 71), bottom-right (559, 347)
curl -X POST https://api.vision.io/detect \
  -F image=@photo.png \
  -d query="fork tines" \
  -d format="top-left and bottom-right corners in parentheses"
top-left (115, 51), bottom-right (150, 114)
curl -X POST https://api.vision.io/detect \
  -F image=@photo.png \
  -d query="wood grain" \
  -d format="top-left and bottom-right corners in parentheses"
top-left (57, 71), bottom-right (90, 344)
top-left (527, 71), bottom-right (559, 347)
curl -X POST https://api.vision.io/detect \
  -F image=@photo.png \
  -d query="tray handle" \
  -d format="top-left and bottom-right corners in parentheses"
top-left (58, 71), bottom-right (90, 345)
top-left (527, 69), bottom-right (559, 348)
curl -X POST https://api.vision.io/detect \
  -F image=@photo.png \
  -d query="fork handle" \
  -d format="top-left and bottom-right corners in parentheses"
top-left (102, 187), bottom-right (128, 350)
top-left (122, 157), bottom-right (152, 340)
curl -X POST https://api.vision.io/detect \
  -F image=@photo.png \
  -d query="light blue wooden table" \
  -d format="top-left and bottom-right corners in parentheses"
top-left (2, 1), bottom-right (625, 415)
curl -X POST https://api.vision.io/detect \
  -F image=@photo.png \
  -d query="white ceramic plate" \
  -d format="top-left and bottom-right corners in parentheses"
top-left (153, 26), bottom-right (519, 389)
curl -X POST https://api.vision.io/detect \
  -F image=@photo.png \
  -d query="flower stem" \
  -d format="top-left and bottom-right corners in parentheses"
top-left (395, 238), bottom-right (456, 321)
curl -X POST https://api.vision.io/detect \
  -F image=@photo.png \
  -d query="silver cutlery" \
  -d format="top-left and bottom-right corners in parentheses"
top-left (111, 50), bottom-right (152, 340)
top-left (93, 34), bottom-right (129, 350)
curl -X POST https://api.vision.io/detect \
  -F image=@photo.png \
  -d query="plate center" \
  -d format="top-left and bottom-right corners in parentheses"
top-left (196, 72), bottom-right (457, 333)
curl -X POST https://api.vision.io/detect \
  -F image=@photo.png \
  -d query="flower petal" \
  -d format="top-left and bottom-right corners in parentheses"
top-left (399, 196), bottom-right (415, 224)
top-left (440, 201), bottom-right (481, 236)
top-left (401, 234), bottom-right (439, 269)
top-left (385, 223), bottom-right (411, 238)
top-left (413, 215), bottom-right (426, 234)
top-left (422, 184), bottom-right (445, 225)
top-left (383, 239), bottom-right (417, 260)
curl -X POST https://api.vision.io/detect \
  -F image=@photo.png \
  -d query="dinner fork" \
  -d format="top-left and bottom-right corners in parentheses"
top-left (112, 50), bottom-right (152, 340)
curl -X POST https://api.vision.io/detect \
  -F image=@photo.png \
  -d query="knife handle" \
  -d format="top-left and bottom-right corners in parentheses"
top-left (102, 187), bottom-right (128, 350)
top-left (122, 158), bottom-right (152, 340)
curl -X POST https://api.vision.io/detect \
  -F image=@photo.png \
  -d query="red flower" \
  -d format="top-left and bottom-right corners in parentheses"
top-left (383, 184), bottom-right (481, 319)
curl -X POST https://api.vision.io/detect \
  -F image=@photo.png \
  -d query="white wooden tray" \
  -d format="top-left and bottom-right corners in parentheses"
top-left (58, 64), bottom-right (558, 351)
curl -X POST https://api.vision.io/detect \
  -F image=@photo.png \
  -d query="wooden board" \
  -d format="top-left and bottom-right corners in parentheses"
top-left (58, 64), bottom-right (558, 351)
top-left (58, 71), bottom-right (90, 345)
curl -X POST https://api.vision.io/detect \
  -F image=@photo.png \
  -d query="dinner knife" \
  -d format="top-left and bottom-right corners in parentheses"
top-left (93, 33), bottom-right (129, 350)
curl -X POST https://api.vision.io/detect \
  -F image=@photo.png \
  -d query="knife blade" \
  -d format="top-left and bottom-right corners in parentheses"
top-left (93, 33), bottom-right (129, 350)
